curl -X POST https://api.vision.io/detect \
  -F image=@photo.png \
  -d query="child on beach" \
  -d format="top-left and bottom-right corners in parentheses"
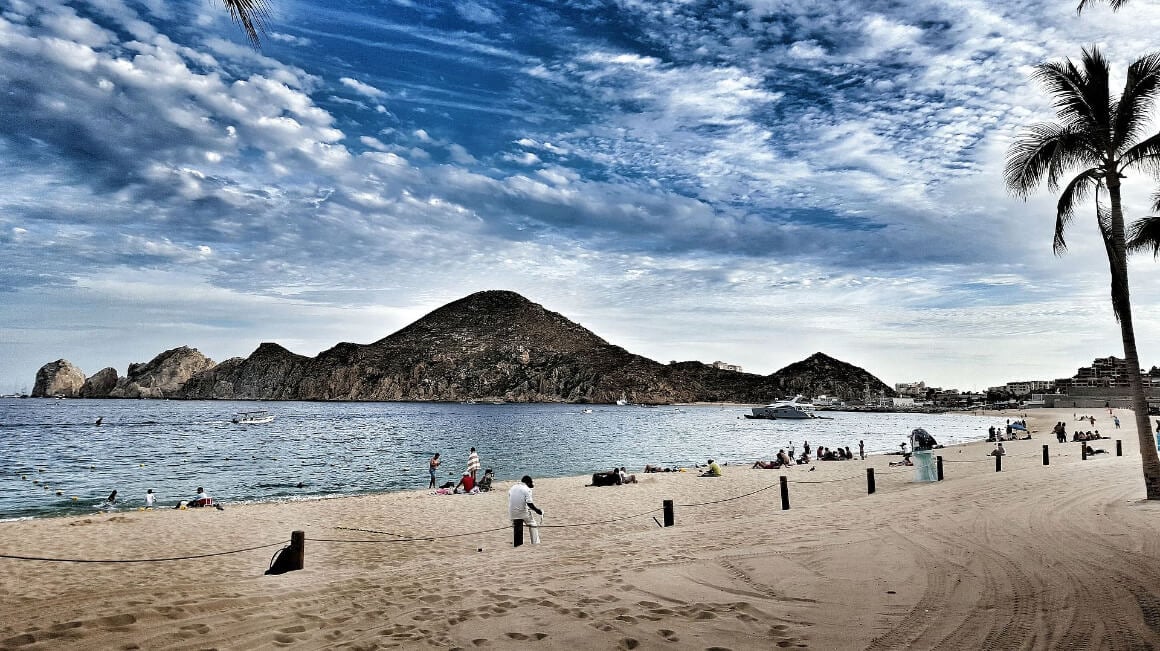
top-left (466, 447), bottom-right (480, 481)
top-left (428, 453), bottom-right (441, 489)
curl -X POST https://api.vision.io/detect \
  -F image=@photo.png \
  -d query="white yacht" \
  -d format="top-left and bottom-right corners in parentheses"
top-left (746, 396), bottom-right (816, 420)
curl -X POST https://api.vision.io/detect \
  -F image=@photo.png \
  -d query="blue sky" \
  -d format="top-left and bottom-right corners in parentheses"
top-left (4, 0), bottom-right (1160, 393)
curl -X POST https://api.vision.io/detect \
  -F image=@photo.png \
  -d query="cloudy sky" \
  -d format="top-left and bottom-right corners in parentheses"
top-left (4, 0), bottom-right (1160, 393)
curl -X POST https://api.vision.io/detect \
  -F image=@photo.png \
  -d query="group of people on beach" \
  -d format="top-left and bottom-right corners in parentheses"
top-left (428, 448), bottom-right (494, 494)
top-left (751, 440), bottom-right (866, 469)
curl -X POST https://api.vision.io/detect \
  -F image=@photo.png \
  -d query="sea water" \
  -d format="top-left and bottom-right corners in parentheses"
top-left (0, 399), bottom-right (996, 520)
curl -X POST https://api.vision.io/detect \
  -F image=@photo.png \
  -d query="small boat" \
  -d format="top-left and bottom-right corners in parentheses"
top-left (232, 410), bottom-right (274, 424)
top-left (746, 396), bottom-right (817, 420)
top-left (616, 392), bottom-right (629, 406)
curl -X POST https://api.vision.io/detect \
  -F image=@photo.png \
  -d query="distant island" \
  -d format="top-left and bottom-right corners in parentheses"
top-left (32, 290), bottom-right (894, 404)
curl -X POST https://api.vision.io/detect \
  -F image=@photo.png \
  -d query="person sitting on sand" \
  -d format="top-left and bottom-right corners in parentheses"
top-left (643, 464), bottom-right (663, 473)
top-left (477, 469), bottom-right (495, 492)
top-left (989, 443), bottom-right (1006, 457)
top-left (192, 487), bottom-right (212, 507)
top-left (777, 449), bottom-right (794, 467)
top-left (700, 459), bottom-right (722, 477)
top-left (797, 451), bottom-right (810, 464)
top-left (888, 455), bottom-right (913, 467)
top-left (455, 471), bottom-right (478, 494)
top-left (1084, 444), bottom-right (1107, 456)
top-left (619, 467), bottom-right (638, 484)
top-left (752, 459), bottom-right (781, 469)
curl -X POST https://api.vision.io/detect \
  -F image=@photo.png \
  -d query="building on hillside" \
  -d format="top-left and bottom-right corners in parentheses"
top-left (894, 381), bottom-right (927, 397)
top-left (710, 361), bottom-right (742, 372)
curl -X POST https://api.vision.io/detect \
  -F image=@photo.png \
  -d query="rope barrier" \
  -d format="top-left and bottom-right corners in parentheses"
top-left (677, 481), bottom-right (779, 507)
top-left (0, 540), bottom-right (287, 563)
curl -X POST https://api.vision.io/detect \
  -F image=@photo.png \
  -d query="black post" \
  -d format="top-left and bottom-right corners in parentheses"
top-left (1042, 444), bottom-right (1049, 466)
top-left (995, 454), bottom-right (1002, 472)
top-left (512, 520), bottom-right (524, 547)
top-left (779, 475), bottom-right (790, 510)
top-left (662, 499), bottom-right (674, 527)
top-left (936, 455), bottom-right (944, 481)
top-left (1081, 444), bottom-right (1088, 461)
top-left (1116, 440), bottom-right (1123, 457)
top-left (288, 530), bottom-right (305, 571)
top-left (866, 468), bottom-right (875, 494)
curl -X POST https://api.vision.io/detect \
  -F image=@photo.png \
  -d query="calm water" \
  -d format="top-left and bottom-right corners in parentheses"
top-left (0, 399), bottom-right (994, 520)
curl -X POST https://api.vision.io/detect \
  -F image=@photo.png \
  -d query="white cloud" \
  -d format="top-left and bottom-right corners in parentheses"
top-left (340, 76), bottom-right (386, 99)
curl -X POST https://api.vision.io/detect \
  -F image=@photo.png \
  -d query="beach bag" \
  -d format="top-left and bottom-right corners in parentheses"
top-left (590, 472), bottom-right (617, 487)
top-left (265, 544), bottom-right (296, 575)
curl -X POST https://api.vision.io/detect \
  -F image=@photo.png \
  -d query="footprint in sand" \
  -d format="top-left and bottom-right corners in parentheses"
top-left (618, 639), bottom-right (640, 650)
top-left (472, 639), bottom-right (491, 647)
top-left (657, 629), bottom-right (679, 642)
top-left (100, 614), bottom-right (137, 628)
top-left (505, 632), bottom-right (529, 640)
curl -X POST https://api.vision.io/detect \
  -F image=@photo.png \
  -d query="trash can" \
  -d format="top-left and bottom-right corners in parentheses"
top-left (913, 449), bottom-right (937, 482)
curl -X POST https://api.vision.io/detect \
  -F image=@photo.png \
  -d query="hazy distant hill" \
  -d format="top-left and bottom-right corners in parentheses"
top-left (40, 290), bottom-right (894, 403)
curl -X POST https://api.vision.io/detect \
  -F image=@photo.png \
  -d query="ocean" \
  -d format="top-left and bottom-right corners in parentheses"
top-left (0, 398), bottom-right (996, 520)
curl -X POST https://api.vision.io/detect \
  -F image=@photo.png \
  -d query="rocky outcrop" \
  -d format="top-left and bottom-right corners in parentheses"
top-left (79, 367), bottom-right (119, 398)
top-left (108, 346), bottom-right (215, 399)
top-left (767, 352), bottom-right (895, 402)
top-left (32, 360), bottom-right (86, 398)
top-left (38, 291), bottom-right (896, 404)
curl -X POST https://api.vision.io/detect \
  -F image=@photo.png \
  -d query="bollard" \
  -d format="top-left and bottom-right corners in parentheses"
top-left (995, 454), bottom-right (1002, 472)
top-left (1116, 440), bottom-right (1122, 457)
top-left (288, 530), bottom-right (305, 571)
top-left (866, 468), bottom-right (875, 494)
top-left (779, 475), bottom-right (790, 510)
top-left (936, 455), bottom-right (944, 481)
top-left (1043, 444), bottom-right (1050, 466)
top-left (1081, 444), bottom-right (1087, 461)
top-left (663, 499), bottom-right (674, 527)
top-left (512, 520), bottom-right (524, 547)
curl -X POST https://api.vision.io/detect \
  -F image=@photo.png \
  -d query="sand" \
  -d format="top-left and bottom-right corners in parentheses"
top-left (2, 407), bottom-right (1160, 650)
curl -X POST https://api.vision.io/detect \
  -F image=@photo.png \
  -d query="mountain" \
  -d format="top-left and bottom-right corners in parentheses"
top-left (39, 290), bottom-right (894, 404)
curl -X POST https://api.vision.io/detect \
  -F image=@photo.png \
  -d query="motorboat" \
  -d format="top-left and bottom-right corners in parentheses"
top-left (746, 396), bottom-right (817, 420)
top-left (232, 410), bottom-right (274, 424)
top-left (616, 392), bottom-right (629, 406)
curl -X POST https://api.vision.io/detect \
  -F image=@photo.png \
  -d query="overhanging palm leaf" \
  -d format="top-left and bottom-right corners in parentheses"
top-left (1054, 170), bottom-right (1101, 253)
top-left (218, 0), bottom-right (270, 47)
top-left (1127, 216), bottom-right (1160, 256)
top-left (1077, 0), bottom-right (1132, 12)
top-left (1004, 124), bottom-right (1095, 197)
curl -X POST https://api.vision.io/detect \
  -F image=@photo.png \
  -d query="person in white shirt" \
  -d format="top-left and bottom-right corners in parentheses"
top-left (145, 489), bottom-right (155, 508)
top-left (508, 476), bottom-right (543, 546)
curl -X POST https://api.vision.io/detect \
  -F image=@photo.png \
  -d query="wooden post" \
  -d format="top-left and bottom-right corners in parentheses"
top-left (1081, 443), bottom-right (1087, 461)
top-left (288, 530), bottom-right (305, 571)
top-left (936, 455), bottom-right (944, 481)
top-left (779, 475), bottom-right (790, 510)
top-left (662, 499), bottom-right (674, 527)
top-left (1042, 444), bottom-right (1049, 466)
top-left (866, 468), bottom-right (875, 494)
top-left (995, 454), bottom-right (1002, 472)
top-left (1116, 440), bottom-right (1123, 457)
top-left (512, 520), bottom-right (524, 547)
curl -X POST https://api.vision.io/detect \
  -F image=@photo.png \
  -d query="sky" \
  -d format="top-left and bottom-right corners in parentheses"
top-left (4, 0), bottom-right (1160, 394)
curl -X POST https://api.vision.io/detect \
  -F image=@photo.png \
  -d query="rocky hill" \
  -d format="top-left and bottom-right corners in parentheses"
top-left (35, 290), bottom-right (894, 404)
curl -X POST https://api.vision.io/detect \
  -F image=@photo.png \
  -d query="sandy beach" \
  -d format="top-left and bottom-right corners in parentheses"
top-left (2, 407), bottom-right (1160, 650)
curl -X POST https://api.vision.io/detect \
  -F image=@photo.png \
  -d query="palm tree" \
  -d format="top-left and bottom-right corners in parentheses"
top-left (219, 0), bottom-right (270, 47)
top-left (1005, 46), bottom-right (1160, 500)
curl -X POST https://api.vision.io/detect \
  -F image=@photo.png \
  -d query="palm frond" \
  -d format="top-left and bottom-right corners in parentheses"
top-left (1127, 216), bottom-right (1160, 257)
top-left (1004, 122), bottom-right (1098, 198)
top-left (1077, 0), bottom-right (1132, 13)
top-left (1095, 201), bottom-right (1131, 322)
top-left (218, 0), bottom-right (270, 48)
top-left (1054, 170), bottom-right (1102, 253)
top-left (1034, 57), bottom-right (1105, 135)
top-left (1114, 52), bottom-right (1160, 151)
top-left (1119, 131), bottom-right (1160, 174)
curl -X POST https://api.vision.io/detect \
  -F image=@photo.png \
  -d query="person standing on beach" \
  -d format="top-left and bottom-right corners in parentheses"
top-left (428, 453), bottom-right (441, 489)
top-left (145, 489), bottom-right (154, 508)
top-left (858, 440), bottom-right (865, 460)
top-left (467, 447), bottom-right (480, 481)
top-left (508, 475), bottom-right (543, 546)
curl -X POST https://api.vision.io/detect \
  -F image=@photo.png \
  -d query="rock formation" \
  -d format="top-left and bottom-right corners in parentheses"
top-left (32, 359), bottom-right (86, 398)
top-left (37, 290), bottom-right (895, 404)
top-left (79, 367), bottom-right (119, 398)
top-left (108, 346), bottom-right (215, 399)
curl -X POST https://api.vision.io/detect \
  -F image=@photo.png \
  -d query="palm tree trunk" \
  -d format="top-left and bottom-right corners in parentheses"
top-left (1107, 180), bottom-right (1160, 499)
